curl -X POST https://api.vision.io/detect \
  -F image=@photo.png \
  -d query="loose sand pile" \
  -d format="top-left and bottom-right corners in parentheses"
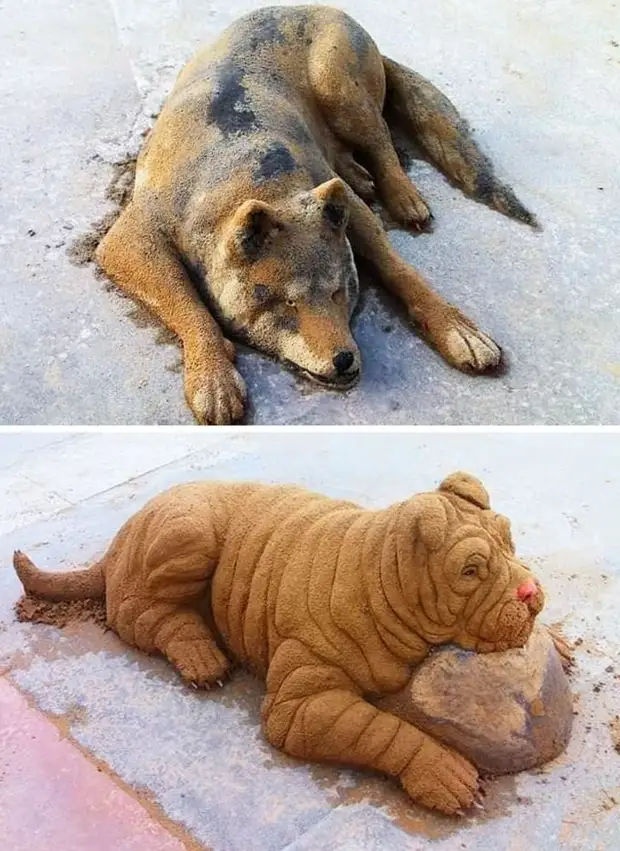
top-left (66, 157), bottom-right (137, 271)
top-left (15, 595), bottom-right (107, 629)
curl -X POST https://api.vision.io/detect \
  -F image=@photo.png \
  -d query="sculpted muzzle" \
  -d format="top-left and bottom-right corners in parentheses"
top-left (407, 472), bottom-right (548, 655)
top-left (468, 565), bottom-right (545, 652)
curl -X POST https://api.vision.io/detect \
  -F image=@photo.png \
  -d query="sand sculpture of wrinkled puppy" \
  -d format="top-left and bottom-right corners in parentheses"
top-left (15, 472), bottom-right (550, 815)
top-left (96, 5), bottom-right (537, 424)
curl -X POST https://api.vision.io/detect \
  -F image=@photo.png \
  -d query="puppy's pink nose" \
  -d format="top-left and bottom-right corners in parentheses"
top-left (516, 579), bottom-right (538, 604)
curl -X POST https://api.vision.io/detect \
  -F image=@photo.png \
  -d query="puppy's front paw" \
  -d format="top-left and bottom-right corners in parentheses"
top-left (428, 309), bottom-right (502, 374)
top-left (400, 738), bottom-right (481, 815)
top-left (186, 359), bottom-right (246, 425)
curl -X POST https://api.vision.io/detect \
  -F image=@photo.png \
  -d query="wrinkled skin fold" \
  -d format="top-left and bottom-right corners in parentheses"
top-left (14, 472), bottom-right (546, 815)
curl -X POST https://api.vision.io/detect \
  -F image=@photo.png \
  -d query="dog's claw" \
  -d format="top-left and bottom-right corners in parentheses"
top-left (216, 679), bottom-right (224, 688)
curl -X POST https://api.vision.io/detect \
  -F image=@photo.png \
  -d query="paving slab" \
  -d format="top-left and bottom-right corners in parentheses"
top-left (283, 804), bottom-right (425, 850)
top-left (0, 431), bottom-right (246, 505)
top-left (0, 431), bottom-right (251, 536)
top-left (0, 432), bottom-right (619, 850)
top-left (1, 0), bottom-right (619, 424)
top-left (0, 434), bottom-right (74, 472)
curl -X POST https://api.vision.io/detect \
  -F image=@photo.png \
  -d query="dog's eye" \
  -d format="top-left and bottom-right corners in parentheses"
top-left (461, 565), bottom-right (478, 578)
top-left (286, 299), bottom-right (296, 308)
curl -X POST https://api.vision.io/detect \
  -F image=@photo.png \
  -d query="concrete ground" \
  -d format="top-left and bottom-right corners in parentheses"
top-left (0, 430), bottom-right (619, 850)
top-left (1, 0), bottom-right (619, 425)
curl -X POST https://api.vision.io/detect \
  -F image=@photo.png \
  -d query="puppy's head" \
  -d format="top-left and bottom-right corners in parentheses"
top-left (396, 472), bottom-right (544, 653)
top-left (211, 177), bottom-right (361, 388)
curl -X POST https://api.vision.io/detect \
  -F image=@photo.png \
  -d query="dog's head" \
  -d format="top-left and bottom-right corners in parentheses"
top-left (394, 472), bottom-right (544, 653)
top-left (210, 177), bottom-right (361, 388)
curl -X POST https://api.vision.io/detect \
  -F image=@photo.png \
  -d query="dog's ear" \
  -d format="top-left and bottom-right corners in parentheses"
top-left (310, 178), bottom-right (349, 230)
top-left (227, 199), bottom-right (283, 260)
top-left (438, 472), bottom-right (490, 510)
top-left (412, 495), bottom-right (449, 551)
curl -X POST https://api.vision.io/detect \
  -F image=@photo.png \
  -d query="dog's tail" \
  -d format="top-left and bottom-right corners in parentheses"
top-left (382, 56), bottom-right (539, 228)
top-left (13, 550), bottom-right (105, 601)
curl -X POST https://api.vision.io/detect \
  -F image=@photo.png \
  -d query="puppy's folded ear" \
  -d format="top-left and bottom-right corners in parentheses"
top-left (310, 178), bottom-right (349, 229)
top-left (438, 472), bottom-right (490, 510)
top-left (226, 200), bottom-right (283, 260)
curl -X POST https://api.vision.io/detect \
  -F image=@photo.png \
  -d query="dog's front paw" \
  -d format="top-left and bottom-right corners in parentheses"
top-left (400, 738), bottom-right (481, 816)
top-left (428, 309), bottom-right (502, 374)
top-left (186, 358), bottom-right (246, 425)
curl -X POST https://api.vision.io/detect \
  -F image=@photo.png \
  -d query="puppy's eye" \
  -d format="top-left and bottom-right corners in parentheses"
top-left (461, 565), bottom-right (478, 578)
top-left (286, 299), bottom-right (296, 308)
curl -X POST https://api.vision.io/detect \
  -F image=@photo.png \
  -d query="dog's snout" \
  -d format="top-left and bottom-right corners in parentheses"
top-left (516, 579), bottom-right (538, 605)
top-left (333, 350), bottom-right (355, 374)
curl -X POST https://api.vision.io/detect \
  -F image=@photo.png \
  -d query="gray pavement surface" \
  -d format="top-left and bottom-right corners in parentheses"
top-left (1, 431), bottom-right (619, 849)
top-left (1, 0), bottom-right (619, 425)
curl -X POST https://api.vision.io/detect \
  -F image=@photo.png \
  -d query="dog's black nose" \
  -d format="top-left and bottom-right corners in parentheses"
top-left (332, 350), bottom-right (355, 374)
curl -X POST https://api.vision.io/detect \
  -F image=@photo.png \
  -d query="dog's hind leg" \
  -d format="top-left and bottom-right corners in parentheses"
top-left (105, 485), bottom-right (233, 687)
top-left (382, 57), bottom-right (538, 228)
top-left (96, 204), bottom-right (246, 425)
top-left (112, 596), bottom-right (230, 687)
top-left (129, 602), bottom-right (230, 688)
top-left (344, 185), bottom-right (502, 373)
top-left (308, 17), bottom-right (431, 229)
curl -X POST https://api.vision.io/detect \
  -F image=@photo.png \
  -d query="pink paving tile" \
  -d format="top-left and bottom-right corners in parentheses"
top-left (0, 678), bottom-right (187, 851)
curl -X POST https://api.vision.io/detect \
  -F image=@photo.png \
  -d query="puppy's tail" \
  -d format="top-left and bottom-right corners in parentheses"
top-left (13, 550), bottom-right (105, 601)
top-left (382, 56), bottom-right (539, 228)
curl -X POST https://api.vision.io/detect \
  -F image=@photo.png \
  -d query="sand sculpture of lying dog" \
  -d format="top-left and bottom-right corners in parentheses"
top-left (14, 472), bottom-right (553, 815)
top-left (96, 5), bottom-right (537, 424)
